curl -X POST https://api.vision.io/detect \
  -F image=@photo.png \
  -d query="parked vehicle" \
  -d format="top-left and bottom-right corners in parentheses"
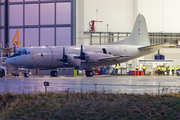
top-left (0, 67), bottom-right (5, 78)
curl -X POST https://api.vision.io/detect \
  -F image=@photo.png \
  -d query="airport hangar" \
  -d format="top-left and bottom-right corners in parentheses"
top-left (0, 0), bottom-right (180, 76)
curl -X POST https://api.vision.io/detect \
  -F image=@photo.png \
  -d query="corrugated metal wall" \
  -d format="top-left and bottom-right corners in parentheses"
top-left (40, 3), bottom-right (54, 25)
top-left (25, 4), bottom-right (39, 25)
top-left (40, 27), bottom-right (55, 46)
top-left (56, 27), bottom-right (71, 46)
top-left (25, 28), bottom-right (39, 46)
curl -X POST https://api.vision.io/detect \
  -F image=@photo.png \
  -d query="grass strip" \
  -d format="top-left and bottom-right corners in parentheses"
top-left (1, 91), bottom-right (180, 119)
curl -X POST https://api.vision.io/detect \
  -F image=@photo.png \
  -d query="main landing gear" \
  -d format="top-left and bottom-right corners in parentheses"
top-left (50, 71), bottom-right (58, 77)
top-left (24, 73), bottom-right (29, 77)
top-left (86, 70), bottom-right (93, 77)
top-left (24, 69), bottom-right (30, 77)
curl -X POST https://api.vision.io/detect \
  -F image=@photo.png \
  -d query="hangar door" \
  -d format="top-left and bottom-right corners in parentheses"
top-left (6, 0), bottom-right (76, 48)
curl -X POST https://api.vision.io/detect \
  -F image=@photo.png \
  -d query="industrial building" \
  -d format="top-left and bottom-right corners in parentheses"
top-left (1, 0), bottom-right (180, 75)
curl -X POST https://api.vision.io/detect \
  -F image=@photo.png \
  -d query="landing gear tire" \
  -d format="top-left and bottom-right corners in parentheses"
top-left (50, 71), bottom-right (58, 77)
top-left (24, 73), bottom-right (29, 77)
top-left (86, 70), bottom-right (93, 77)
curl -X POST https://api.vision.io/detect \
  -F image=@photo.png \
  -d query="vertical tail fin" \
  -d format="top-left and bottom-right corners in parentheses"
top-left (110, 14), bottom-right (150, 46)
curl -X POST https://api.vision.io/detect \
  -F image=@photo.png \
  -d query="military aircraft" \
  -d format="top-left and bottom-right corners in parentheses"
top-left (5, 14), bottom-right (168, 77)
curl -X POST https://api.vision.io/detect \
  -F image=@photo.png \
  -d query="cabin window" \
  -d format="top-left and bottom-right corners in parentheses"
top-left (102, 48), bottom-right (107, 54)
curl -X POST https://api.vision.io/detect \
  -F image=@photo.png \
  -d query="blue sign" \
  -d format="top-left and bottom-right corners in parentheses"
top-left (44, 82), bottom-right (49, 86)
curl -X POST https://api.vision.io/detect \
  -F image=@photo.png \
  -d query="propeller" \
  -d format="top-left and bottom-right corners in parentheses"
top-left (74, 45), bottom-right (89, 65)
top-left (60, 47), bottom-right (68, 71)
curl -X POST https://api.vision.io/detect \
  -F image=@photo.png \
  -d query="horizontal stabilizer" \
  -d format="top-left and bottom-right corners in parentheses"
top-left (138, 43), bottom-right (169, 51)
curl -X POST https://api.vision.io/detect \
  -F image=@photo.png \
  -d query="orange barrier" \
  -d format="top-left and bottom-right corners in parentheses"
top-left (130, 70), bottom-right (144, 76)
top-left (132, 71), bottom-right (136, 75)
top-left (140, 71), bottom-right (143, 76)
top-left (136, 71), bottom-right (139, 76)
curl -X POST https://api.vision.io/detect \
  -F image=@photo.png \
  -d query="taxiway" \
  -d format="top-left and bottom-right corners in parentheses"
top-left (0, 75), bottom-right (179, 94)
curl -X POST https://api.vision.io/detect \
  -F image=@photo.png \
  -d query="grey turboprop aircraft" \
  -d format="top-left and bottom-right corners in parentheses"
top-left (5, 14), bottom-right (168, 77)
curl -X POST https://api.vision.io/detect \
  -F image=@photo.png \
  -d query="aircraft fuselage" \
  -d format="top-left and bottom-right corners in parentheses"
top-left (5, 44), bottom-right (156, 70)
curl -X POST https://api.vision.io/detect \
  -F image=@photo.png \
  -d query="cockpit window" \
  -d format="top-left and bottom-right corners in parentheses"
top-left (22, 51), bottom-right (27, 55)
top-left (14, 51), bottom-right (22, 55)
top-left (9, 50), bottom-right (22, 58)
top-left (9, 49), bottom-right (28, 58)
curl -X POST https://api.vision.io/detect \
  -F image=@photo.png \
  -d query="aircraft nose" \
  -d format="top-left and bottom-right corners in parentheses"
top-left (5, 58), bottom-right (10, 64)
top-left (5, 58), bottom-right (14, 66)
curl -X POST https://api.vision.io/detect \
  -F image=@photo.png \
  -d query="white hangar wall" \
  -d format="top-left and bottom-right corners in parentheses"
top-left (83, 0), bottom-right (180, 33)
top-left (84, 0), bottom-right (134, 32)
top-left (137, 0), bottom-right (180, 33)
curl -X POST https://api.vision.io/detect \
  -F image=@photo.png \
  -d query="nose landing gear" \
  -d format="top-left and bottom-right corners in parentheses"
top-left (86, 70), bottom-right (93, 77)
top-left (24, 69), bottom-right (30, 77)
top-left (24, 73), bottom-right (29, 77)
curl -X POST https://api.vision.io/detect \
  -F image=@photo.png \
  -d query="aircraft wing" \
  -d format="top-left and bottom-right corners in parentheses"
top-left (97, 55), bottom-right (131, 63)
top-left (138, 43), bottom-right (169, 51)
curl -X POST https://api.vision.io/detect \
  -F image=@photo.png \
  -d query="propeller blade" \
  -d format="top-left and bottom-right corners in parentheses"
top-left (63, 63), bottom-right (65, 72)
top-left (59, 47), bottom-right (68, 72)
top-left (74, 45), bottom-right (89, 67)
top-left (60, 47), bottom-right (68, 62)
top-left (63, 47), bottom-right (65, 56)
top-left (81, 45), bottom-right (83, 54)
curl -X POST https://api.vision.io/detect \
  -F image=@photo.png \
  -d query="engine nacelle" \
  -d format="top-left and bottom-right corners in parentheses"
top-left (63, 54), bottom-right (81, 68)
top-left (63, 52), bottom-right (115, 70)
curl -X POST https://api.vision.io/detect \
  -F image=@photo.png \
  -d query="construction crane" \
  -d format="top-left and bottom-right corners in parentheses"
top-left (89, 20), bottom-right (103, 31)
